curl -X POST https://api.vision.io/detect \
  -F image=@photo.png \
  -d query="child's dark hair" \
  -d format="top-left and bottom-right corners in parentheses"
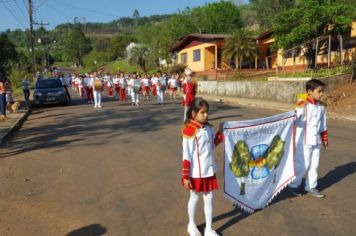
top-left (185, 97), bottom-right (209, 123)
top-left (306, 79), bottom-right (326, 91)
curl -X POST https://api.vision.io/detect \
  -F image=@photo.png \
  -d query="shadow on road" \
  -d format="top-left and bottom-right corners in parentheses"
top-left (197, 207), bottom-right (249, 235)
top-left (66, 224), bottom-right (107, 236)
top-left (318, 161), bottom-right (356, 191)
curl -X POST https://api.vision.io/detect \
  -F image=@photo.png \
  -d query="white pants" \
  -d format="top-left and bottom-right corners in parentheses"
top-left (93, 90), bottom-right (102, 107)
top-left (289, 145), bottom-right (320, 191)
top-left (157, 89), bottom-right (164, 104)
top-left (131, 91), bottom-right (139, 104)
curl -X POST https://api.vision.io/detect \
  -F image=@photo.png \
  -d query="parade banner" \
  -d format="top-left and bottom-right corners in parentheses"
top-left (223, 111), bottom-right (296, 213)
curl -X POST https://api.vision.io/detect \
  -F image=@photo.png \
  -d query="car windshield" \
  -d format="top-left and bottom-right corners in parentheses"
top-left (36, 79), bottom-right (62, 89)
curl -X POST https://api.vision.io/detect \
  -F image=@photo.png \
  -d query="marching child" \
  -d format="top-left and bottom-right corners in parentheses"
top-left (141, 74), bottom-right (151, 101)
top-left (182, 97), bottom-right (224, 236)
top-left (113, 74), bottom-right (120, 100)
top-left (119, 73), bottom-right (127, 102)
top-left (288, 79), bottom-right (328, 198)
top-left (151, 73), bottom-right (159, 97)
top-left (168, 73), bottom-right (178, 101)
top-left (157, 73), bottom-right (167, 105)
top-left (129, 73), bottom-right (140, 106)
top-left (182, 69), bottom-right (197, 121)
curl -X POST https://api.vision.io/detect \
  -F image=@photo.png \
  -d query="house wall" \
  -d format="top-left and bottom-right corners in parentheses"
top-left (177, 42), bottom-right (216, 72)
top-left (204, 46), bottom-right (215, 70)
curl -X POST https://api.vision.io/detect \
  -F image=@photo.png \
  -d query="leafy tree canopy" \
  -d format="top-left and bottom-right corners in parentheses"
top-left (0, 33), bottom-right (18, 76)
top-left (274, 0), bottom-right (356, 50)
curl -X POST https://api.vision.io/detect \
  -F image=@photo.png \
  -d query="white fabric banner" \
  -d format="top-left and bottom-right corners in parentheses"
top-left (223, 111), bottom-right (296, 213)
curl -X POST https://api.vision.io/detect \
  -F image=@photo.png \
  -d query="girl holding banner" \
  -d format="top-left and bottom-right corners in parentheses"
top-left (181, 97), bottom-right (224, 236)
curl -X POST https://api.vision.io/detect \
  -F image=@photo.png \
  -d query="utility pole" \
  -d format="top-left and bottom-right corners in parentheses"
top-left (34, 21), bottom-right (50, 71)
top-left (28, 0), bottom-right (35, 81)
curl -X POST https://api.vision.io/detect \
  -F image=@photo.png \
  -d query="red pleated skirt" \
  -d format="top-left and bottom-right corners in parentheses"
top-left (182, 175), bottom-right (219, 192)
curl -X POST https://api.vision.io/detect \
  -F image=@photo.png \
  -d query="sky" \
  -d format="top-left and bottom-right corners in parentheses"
top-left (0, 0), bottom-right (248, 32)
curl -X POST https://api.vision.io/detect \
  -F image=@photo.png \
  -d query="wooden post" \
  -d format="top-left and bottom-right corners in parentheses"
top-left (315, 37), bottom-right (319, 69)
top-left (328, 35), bottom-right (331, 68)
top-left (339, 34), bottom-right (343, 64)
top-left (214, 45), bottom-right (218, 69)
top-left (265, 57), bottom-right (269, 70)
top-left (255, 56), bottom-right (258, 71)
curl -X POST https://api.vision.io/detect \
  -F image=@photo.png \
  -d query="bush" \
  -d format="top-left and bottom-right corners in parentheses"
top-left (169, 64), bottom-right (186, 74)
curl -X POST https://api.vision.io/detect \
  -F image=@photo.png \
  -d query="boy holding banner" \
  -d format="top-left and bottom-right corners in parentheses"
top-left (288, 79), bottom-right (328, 198)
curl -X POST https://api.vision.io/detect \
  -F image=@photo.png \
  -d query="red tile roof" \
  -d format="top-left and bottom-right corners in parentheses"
top-left (171, 33), bottom-right (228, 52)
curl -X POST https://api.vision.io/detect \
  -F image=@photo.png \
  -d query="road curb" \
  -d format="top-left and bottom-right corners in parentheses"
top-left (0, 106), bottom-right (32, 144)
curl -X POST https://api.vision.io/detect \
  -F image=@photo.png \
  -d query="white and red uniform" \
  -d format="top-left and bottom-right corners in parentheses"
top-left (168, 77), bottom-right (178, 92)
top-left (181, 120), bottom-right (224, 192)
top-left (151, 76), bottom-right (159, 96)
top-left (84, 76), bottom-right (93, 103)
top-left (182, 78), bottom-right (196, 107)
top-left (289, 97), bottom-right (328, 191)
top-left (119, 77), bottom-right (127, 101)
top-left (113, 76), bottom-right (120, 99)
top-left (141, 77), bottom-right (150, 94)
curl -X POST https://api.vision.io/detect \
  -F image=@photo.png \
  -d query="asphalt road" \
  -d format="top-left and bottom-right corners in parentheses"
top-left (0, 92), bottom-right (355, 236)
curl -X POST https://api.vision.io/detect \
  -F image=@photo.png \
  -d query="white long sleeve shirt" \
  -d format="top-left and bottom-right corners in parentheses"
top-left (182, 121), bottom-right (217, 178)
top-left (295, 98), bottom-right (328, 146)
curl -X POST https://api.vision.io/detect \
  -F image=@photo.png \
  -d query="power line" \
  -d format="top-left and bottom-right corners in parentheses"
top-left (13, 0), bottom-right (30, 24)
top-left (52, 0), bottom-right (119, 18)
top-left (46, 2), bottom-right (72, 19)
top-left (1, 1), bottom-right (27, 28)
top-left (34, 0), bottom-right (47, 12)
top-left (20, 0), bottom-right (27, 9)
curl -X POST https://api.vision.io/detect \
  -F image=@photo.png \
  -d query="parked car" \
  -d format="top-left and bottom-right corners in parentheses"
top-left (33, 78), bottom-right (69, 106)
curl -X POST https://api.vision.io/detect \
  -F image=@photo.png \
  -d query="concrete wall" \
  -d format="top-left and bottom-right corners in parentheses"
top-left (198, 74), bottom-right (351, 104)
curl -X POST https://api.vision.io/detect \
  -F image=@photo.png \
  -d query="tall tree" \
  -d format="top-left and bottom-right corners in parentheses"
top-left (273, 0), bottom-right (356, 68)
top-left (0, 33), bottom-right (18, 76)
top-left (250, 0), bottom-right (296, 30)
top-left (133, 9), bottom-right (140, 26)
top-left (129, 45), bottom-right (149, 71)
top-left (63, 26), bottom-right (91, 66)
top-left (222, 29), bottom-right (257, 69)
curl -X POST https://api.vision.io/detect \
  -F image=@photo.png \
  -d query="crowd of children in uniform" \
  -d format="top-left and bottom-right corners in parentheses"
top-left (68, 70), bottom-right (196, 108)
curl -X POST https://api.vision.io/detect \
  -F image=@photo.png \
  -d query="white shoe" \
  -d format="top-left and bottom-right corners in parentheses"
top-left (204, 229), bottom-right (219, 236)
top-left (98, 105), bottom-right (102, 108)
top-left (94, 105), bottom-right (97, 108)
top-left (187, 224), bottom-right (202, 236)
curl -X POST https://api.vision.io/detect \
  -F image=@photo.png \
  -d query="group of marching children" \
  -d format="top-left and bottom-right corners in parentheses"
top-left (70, 71), bottom-right (196, 108)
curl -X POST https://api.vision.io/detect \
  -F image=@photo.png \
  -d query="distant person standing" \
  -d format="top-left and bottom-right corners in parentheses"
top-left (0, 74), bottom-right (7, 120)
top-left (157, 72), bottom-right (167, 105)
top-left (90, 72), bottom-right (103, 108)
top-left (22, 76), bottom-right (30, 100)
top-left (59, 73), bottom-right (71, 101)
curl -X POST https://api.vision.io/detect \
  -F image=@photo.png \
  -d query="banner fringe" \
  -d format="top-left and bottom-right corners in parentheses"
top-left (223, 194), bottom-right (254, 214)
top-left (266, 175), bottom-right (296, 207)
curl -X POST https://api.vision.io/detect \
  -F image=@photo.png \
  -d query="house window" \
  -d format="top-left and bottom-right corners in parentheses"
top-left (181, 53), bottom-right (188, 64)
top-left (193, 49), bottom-right (201, 62)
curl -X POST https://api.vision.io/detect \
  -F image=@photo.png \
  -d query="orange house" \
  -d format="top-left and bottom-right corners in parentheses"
top-left (256, 20), bottom-right (356, 70)
top-left (171, 34), bottom-right (230, 72)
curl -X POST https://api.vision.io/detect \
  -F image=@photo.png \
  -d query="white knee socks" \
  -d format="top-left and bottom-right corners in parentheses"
top-left (203, 191), bottom-right (213, 231)
top-left (188, 190), bottom-right (213, 231)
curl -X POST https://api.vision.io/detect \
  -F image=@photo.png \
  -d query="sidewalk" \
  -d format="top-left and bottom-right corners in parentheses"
top-left (200, 93), bottom-right (356, 122)
top-left (0, 99), bottom-right (32, 144)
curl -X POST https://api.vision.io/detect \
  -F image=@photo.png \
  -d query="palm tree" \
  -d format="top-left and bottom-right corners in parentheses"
top-left (129, 45), bottom-right (149, 71)
top-left (222, 29), bottom-right (257, 69)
